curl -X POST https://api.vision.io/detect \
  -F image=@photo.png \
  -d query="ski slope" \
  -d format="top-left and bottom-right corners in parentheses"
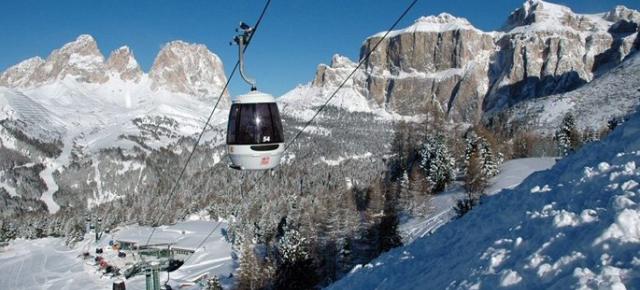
top-left (0, 238), bottom-right (111, 290)
top-left (0, 220), bottom-right (235, 290)
top-left (329, 111), bottom-right (640, 289)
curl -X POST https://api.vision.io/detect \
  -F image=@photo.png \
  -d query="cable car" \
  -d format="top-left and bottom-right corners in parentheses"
top-left (226, 22), bottom-right (285, 170)
top-left (227, 90), bottom-right (284, 170)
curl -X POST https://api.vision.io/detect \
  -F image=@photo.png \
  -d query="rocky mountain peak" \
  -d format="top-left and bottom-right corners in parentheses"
top-left (330, 54), bottom-right (356, 69)
top-left (312, 54), bottom-right (361, 88)
top-left (502, 0), bottom-right (578, 32)
top-left (34, 34), bottom-right (108, 85)
top-left (604, 5), bottom-right (640, 23)
top-left (58, 34), bottom-right (100, 55)
top-left (105, 46), bottom-right (142, 82)
top-left (0, 34), bottom-right (111, 87)
top-left (0, 57), bottom-right (45, 87)
top-left (149, 40), bottom-right (228, 105)
top-left (304, 1), bottom-right (639, 123)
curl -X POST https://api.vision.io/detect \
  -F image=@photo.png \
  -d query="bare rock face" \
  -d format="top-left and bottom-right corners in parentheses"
top-left (105, 46), bottom-right (142, 82)
top-left (34, 34), bottom-right (109, 85)
top-left (486, 1), bottom-right (614, 112)
top-left (149, 41), bottom-right (229, 106)
top-left (358, 13), bottom-right (495, 122)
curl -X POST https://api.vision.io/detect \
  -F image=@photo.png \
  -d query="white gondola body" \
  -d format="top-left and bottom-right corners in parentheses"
top-left (226, 90), bottom-right (284, 170)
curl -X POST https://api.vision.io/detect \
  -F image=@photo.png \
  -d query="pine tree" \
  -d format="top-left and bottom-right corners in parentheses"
top-left (236, 241), bottom-right (274, 290)
top-left (463, 129), bottom-right (503, 194)
top-left (478, 138), bottom-right (502, 178)
top-left (274, 219), bottom-right (318, 290)
top-left (278, 221), bottom-right (308, 264)
top-left (206, 275), bottom-right (223, 290)
top-left (378, 184), bottom-right (402, 253)
top-left (555, 113), bottom-right (581, 156)
top-left (418, 134), bottom-right (455, 193)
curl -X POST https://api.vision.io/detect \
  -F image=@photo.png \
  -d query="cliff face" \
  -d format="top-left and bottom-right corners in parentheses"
top-left (149, 40), bottom-right (229, 104)
top-left (359, 13), bottom-right (495, 122)
top-left (105, 46), bottom-right (142, 82)
top-left (484, 1), bottom-right (637, 113)
top-left (308, 1), bottom-right (640, 123)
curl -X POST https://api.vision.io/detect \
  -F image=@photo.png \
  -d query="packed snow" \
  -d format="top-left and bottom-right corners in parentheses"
top-left (329, 111), bottom-right (640, 289)
top-left (400, 157), bottom-right (556, 244)
top-left (0, 220), bottom-right (235, 290)
top-left (0, 238), bottom-right (112, 290)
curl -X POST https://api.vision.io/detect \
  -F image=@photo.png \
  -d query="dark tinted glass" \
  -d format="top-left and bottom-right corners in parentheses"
top-left (269, 103), bottom-right (284, 142)
top-left (226, 104), bottom-right (240, 144)
top-left (237, 104), bottom-right (257, 144)
top-left (227, 102), bottom-right (284, 145)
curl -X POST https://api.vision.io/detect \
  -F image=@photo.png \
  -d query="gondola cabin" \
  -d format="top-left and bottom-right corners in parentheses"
top-left (227, 90), bottom-right (284, 170)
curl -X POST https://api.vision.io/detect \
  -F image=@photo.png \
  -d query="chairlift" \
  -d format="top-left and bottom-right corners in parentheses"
top-left (227, 22), bottom-right (284, 170)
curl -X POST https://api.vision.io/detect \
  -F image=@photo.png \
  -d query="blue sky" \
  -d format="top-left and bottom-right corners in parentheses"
top-left (0, 0), bottom-right (637, 96)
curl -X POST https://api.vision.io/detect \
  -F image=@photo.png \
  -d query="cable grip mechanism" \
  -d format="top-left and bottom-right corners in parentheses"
top-left (232, 22), bottom-right (257, 91)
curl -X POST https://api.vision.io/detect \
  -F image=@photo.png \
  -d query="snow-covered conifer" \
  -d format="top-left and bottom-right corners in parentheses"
top-left (419, 134), bottom-right (455, 193)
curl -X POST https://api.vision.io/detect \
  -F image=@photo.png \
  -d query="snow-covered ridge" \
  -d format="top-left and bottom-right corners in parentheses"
top-left (370, 13), bottom-right (481, 39)
top-left (502, 0), bottom-right (625, 34)
top-left (0, 34), bottom-right (230, 148)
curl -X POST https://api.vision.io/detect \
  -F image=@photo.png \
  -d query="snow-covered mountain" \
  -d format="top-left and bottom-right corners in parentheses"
top-left (0, 34), bottom-right (230, 214)
top-left (283, 1), bottom-right (639, 125)
top-left (328, 103), bottom-right (640, 290)
top-left (0, 35), bottom-right (228, 100)
top-left (0, 34), bottom-right (229, 148)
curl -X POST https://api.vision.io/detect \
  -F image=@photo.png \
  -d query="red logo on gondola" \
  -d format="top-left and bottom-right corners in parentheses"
top-left (261, 156), bottom-right (271, 165)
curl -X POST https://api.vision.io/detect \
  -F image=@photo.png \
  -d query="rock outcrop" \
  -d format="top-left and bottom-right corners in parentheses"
top-left (308, 1), bottom-right (640, 123)
top-left (360, 13), bottom-right (494, 121)
top-left (149, 41), bottom-right (229, 105)
top-left (0, 57), bottom-right (44, 87)
top-left (105, 46), bottom-right (142, 82)
top-left (0, 35), bottom-right (108, 87)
